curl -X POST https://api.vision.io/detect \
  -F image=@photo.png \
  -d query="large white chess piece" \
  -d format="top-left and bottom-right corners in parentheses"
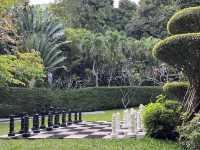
top-left (127, 110), bottom-right (136, 138)
top-left (116, 112), bottom-right (121, 132)
top-left (136, 112), bottom-right (142, 132)
top-left (122, 110), bottom-right (129, 128)
top-left (111, 113), bottom-right (118, 138)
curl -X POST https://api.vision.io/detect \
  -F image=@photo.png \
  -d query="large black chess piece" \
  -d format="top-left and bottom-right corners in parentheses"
top-left (46, 107), bottom-right (54, 131)
top-left (22, 114), bottom-right (31, 138)
top-left (32, 113), bottom-right (40, 133)
top-left (8, 115), bottom-right (15, 137)
top-left (19, 112), bottom-right (26, 134)
top-left (67, 111), bottom-right (72, 125)
top-left (40, 109), bottom-right (46, 129)
top-left (74, 112), bottom-right (78, 124)
top-left (78, 112), bottom-right (82, 123)
top-left (61, 110), bottom-right (67, 127)
top-left (53, 108), bottom-right (60, 128)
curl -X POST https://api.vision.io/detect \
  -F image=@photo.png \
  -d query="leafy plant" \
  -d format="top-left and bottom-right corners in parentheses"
top-left (142, 96), bottom-right (181, 140)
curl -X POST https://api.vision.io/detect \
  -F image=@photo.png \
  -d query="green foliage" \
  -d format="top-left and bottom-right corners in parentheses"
top-left (168, 6), bottom-right (200, 34)
top-left (0, 0), bottom-right (23, 16)
top-left (50, 0), bottom-right (114, 33)
top-left (0, 86), bottom-right (163, 117)
top-left (15, 6), bottom-right (68, 72)
top-left (142, 96), bottom-right (181, 139)
top-left (176, 0), bottom-right (200, 9)
top-left (163, 82), bottom-right (189, 101)
top-left (0, 52), bottom-right (45, 87)
top-left (178, 114), bottom-right (200, 150)
top-left (126, 0), bottom-right (177, 39)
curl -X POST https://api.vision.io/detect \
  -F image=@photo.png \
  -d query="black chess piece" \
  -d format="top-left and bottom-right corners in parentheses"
top-left (32, 113), bottom-right (40, 133)
top-left (78, 112), bottom-right (82, 123)
top-left (40, 109), bottom-right (46, 129)
top-left (8, 115), bottom-right (15, 137)
top-left (22, 114), bottom-right (31, 138)
top-left (61, 110), bottom-right (67, 127)
top-left (46, 107), bottom-right (54, 131)
top-left (53, 108), bottom-right (60, 128)
top-left (19, 112), bottom-right (25, 134)
top-left (67, 111), bottom-right (72, 125)
top-left (74, 112), bottom-right (78, 124)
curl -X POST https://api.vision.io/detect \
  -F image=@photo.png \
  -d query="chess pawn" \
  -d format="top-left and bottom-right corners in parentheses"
top-left (127, 111), bottom-right (136, 138)
top-left (116, 112), bottom-right (121, 133)
top-left (111, 113), bottom-right (118, 138)
top-left (122, 110), bottom-right (129, 128)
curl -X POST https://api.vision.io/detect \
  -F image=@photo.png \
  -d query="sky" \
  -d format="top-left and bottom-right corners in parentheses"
top-left (30, 0), bottom-right (140, 6)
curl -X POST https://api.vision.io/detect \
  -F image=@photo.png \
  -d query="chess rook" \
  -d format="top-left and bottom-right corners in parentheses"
top-left (116, 112), bottom-right (120, 132)
top-left (122, 110), bottom-right (129, 128)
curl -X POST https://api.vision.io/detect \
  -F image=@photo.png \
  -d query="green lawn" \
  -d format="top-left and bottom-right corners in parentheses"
top-left (0, 109), bottom-right (181, 150)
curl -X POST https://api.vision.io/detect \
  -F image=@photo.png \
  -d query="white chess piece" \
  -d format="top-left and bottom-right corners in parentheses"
top-left (122, 110), bottom-right (129, 128)
top-left (136, 112), bottom-right (142, 132)
top-left (111, 113), bottom-right (118, 138)
top-left (116, 112), bottom-right (121, 132)
top-left (139, 104), bottom-right (145, 131)
top-left (127, 110), bottom-right (136, 138)
top-left (139, 104), bottom-right (145, 113)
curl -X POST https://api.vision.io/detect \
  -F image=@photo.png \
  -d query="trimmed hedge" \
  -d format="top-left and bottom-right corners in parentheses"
top-left (0, 86), bottom-right (163, 117)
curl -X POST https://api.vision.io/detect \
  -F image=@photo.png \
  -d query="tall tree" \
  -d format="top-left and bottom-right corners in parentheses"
top-left (51, 0), bottom-right (114, 33)
top-left (126, 0), bottom-right (177, 39)
top-left (111, 0), bottom-right (137, 31)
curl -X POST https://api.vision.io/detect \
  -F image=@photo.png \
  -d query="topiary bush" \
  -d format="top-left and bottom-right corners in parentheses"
top-left (142, 95), bottom-right (181, 140)
top-left (163, 82), bottom-right (189, 101)
top-left (178, 114), bottom-right (200, 150)
top-left (153, 5), bottom-right (200, 117)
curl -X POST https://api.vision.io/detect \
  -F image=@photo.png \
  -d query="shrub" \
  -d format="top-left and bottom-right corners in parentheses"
top-left (0, 86), bottom-right (163, 117)
top-left (142, 96), bottom-right (181, 140)
top-left (178, 114), bottom-right (200, 150)
top-left (163, 82), bottom-right (189, 101)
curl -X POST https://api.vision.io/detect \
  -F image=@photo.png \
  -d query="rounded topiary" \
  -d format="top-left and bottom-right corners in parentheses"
top-left (163, 82), bottom-right (189, 101)
top-left (153, 5), bottom-right (200, 118)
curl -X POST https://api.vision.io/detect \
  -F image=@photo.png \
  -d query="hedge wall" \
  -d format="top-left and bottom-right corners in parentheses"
top-left (0, 86), bottom-right (163, 117)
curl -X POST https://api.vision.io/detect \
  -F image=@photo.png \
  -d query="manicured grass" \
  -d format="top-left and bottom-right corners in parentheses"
top-left (0, 109), bottom-right (181, 150)
top-left (0, 138), bottom-right (181, 150)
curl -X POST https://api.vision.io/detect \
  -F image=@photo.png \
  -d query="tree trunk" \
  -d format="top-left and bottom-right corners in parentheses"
top-left (183, 84), bottom-right (200, 120)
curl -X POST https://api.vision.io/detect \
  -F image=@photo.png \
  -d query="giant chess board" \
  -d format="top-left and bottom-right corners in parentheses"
top-left (0, 121), bottom-right (145, 139)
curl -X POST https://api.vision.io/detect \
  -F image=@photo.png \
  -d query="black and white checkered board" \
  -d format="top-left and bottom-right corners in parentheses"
top-left (1, 121), bottom-right (116, 139)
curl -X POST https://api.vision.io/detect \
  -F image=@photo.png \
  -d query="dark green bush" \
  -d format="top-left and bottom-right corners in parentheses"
top-left (142, 95), bottom-right (181, 140)
top-left (0, 86), bottom-right (163, 117)
top-left (178, 114), bottom-right (200, 150)
top-left (163, 82), bottom-right (189, 101)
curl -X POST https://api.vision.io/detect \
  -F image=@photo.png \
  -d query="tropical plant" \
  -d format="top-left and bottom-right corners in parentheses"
top-left (15, 4), bottom-right (68, 72)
